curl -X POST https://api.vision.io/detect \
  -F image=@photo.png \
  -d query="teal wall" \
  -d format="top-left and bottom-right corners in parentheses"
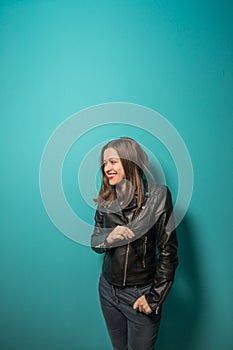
top-left (1, 1), bottom-right (232, 349)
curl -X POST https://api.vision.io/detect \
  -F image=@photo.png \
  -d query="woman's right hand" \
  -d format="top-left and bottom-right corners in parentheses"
top-left (106, 225), bottom-right (135, 245)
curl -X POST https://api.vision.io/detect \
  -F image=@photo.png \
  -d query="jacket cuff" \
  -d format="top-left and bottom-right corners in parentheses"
top-left (94, 236), bottom-right (111, 249)
top-left (145, 280), bottom-right (173, 314)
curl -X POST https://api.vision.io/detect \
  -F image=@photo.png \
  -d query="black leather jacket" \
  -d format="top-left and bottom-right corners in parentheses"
top-left (91, 183), bottom-right (178, 314)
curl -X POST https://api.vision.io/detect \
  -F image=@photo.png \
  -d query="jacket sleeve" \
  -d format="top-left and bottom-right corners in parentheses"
top-left (145, 186), bottom-right (179, 314)
top-left (127, 186), bottom-right (167, 241)
top-left (91, 208), bottom-right (111, 254)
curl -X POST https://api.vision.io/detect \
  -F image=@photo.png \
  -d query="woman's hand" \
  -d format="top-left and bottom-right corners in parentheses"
top-left (133, 295), bottom-right (152, 315)
top-left (106, 225), bottom-right (135, 245)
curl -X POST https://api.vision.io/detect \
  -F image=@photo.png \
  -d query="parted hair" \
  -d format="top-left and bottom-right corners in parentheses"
top-left (95, 137), bottom-right (153, 211)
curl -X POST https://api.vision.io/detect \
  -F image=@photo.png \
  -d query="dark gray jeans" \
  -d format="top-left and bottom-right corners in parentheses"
top-left (98, 273), bottom-right (161, 350)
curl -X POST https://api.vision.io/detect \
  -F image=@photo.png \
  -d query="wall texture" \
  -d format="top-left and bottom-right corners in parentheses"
top-left (1, 1), bottom-right (232, 349)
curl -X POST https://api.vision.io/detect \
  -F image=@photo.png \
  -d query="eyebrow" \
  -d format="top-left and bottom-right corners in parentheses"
top-left (103, 157), bottom-right (120, 162)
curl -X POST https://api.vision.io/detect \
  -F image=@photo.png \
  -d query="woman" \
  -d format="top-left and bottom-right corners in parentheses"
top-left (91, 137), bottom-right (178, 350)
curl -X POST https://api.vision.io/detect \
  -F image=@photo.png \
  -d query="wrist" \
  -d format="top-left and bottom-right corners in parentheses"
top-left (104, 237), bottom-right (111, 248)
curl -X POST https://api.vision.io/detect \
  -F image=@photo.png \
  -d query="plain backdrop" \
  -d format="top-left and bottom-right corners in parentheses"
top-left (0, 1), bottom-right (232, 349)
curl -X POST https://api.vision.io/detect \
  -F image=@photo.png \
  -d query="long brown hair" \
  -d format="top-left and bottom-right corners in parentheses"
top-left (95, 137), bottom-right (153, 211)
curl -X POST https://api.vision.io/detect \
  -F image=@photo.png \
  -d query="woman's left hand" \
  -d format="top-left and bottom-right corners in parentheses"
top-left (133, 295), bottom-right (152, 315)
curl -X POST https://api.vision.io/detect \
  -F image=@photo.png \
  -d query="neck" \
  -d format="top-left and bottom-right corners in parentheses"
top-left (115, 179), bottom-right (134, 208)
top-left (115, 179), bottom-right (127, 195)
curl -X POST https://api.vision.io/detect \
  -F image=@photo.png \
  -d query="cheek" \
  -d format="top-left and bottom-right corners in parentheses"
top-left (120, 167), bottom-right (125, 177)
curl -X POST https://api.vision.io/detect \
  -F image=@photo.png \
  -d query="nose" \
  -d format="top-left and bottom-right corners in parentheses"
top-left (104, 161), bottom-right (111, 172)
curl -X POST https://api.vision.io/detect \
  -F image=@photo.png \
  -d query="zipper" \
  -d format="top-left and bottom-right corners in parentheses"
top-left (122, 205), bottom-right (140, 286)
top-left (123, 242), bottom-right (130, 286)
top-left (155, 280), bottom-right (173, 314)
top-left (142, 235), bottom-right (147, 269)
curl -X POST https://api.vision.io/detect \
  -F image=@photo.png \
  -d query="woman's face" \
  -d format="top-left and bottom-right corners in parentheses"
top-left (103, 147), bottom-right (125, 185)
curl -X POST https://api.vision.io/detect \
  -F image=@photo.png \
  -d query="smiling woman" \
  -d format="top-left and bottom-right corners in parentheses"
top-left (91, 137), bottom-right (179, 350)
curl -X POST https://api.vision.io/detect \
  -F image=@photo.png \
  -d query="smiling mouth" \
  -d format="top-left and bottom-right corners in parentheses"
top-left (107, 172), bottom-right (117, 179)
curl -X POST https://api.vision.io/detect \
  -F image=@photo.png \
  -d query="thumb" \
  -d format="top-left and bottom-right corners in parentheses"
top-left (133, 299), bottom-right (139, 310)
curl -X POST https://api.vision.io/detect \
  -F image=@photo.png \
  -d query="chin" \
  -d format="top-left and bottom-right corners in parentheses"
top-left (109, 178), bottom-right (121, 186)
top-left (109, 180), bottom-right (117, 186)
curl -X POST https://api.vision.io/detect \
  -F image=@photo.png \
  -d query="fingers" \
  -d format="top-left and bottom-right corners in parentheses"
top-left (112, 226), bottom-right (135, 241)
top-left (116, 226), bottom-right (135, 240)
top-left (142, 305), bottom-right (152, 315)
top-left (106, 226), bottom-right (135, 245)
top-left (133, 300), bottom-right (139, 310)
top-left (133, 296), bottom-right (152, 315)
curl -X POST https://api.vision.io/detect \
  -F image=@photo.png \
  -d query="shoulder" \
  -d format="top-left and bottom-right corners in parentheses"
top-left (148, 183), bottom-right (170, 196)
top-left (147, 183), bottom-right (173, 208)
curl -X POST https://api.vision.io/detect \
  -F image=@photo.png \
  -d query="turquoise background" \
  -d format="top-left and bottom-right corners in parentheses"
top-left (1, 1), bottom-right (232, 349)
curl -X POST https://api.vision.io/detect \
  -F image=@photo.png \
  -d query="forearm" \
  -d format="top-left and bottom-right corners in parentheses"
top-left (91, 186), bottom-right (167, 250)
top-left (91, 208), bottom-right (111, 254)
top-left (146, 227), bottom-right (178, 312)
top-left (91, 228), bottom-right (110, 254)
top-left (145, 187), bottom-right (179, 312)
